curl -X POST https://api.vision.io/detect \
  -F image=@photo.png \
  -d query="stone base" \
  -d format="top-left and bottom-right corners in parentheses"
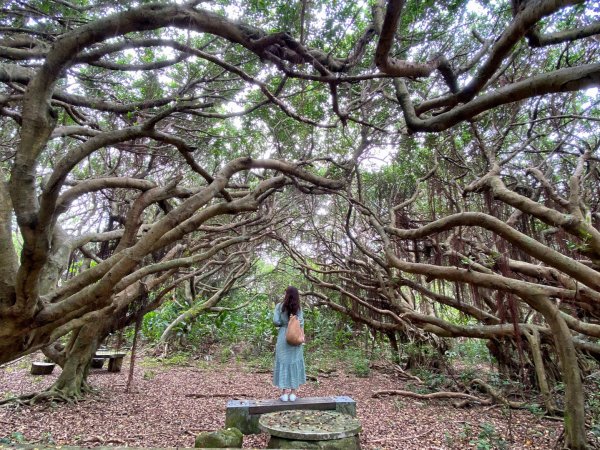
top-left (267, 435), bottom-right (360, 450)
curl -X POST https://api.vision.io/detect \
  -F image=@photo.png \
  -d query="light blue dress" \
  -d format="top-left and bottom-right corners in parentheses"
top-left (273, 303), bottom-right (306, 389)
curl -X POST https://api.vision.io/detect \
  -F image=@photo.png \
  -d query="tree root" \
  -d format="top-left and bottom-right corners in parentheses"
top-left (369, 361), bottom-right (423, 383)
top-left (392, 365), bottom-right (423, 383)
top-left (373, 377), bottom-right (561, 413)
top-left (0, 392), bottom-right (37, 407)
top-left (372, 389), bottom-right (491, 405)
top-left (0, 387), bottom-right (86, 407)
top-left (470, 378), bottom-right (564, 414)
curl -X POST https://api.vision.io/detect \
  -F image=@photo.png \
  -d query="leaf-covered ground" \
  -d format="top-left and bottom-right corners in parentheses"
top-left (0, 354), bottom-right (562, 449)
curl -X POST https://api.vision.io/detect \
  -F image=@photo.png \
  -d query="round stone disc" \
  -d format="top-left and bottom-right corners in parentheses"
top-left (258, 410), bottom-right (362, 440)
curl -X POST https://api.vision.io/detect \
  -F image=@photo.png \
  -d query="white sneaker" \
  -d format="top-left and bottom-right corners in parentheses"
top-left (289, 393), bottom-right (297, 402)
top-left (280, 393), bottom-right (289, 401)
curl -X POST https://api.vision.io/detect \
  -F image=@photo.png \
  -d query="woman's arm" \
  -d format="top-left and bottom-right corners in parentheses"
top-left (273, 303), bottom-right (283, 327)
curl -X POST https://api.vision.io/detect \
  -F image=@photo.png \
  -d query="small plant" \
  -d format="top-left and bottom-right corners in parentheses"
top-left (16, 359), bottom-right (30, 370)
top-left (587, 387), bottom-right (600, 437)
top-left (143, 370), bottom-right (156, 380)
top-left (162, 352), bottom-right (191, 366)
top-left (525, 403), bottom-right (545, 418)
top-left (470, 422), bottom-right (508, 450)
top-left (444, 431), bottom-right (455, 447)
top-left (247, 354), bottom-right (272, 372)
top-left (350, 357), bottom-right (370, 378)
top-left (340, 347), bottom-right (371, 377)
top-left (0, 432), bottom-right (27, 445)
top-left (487, 372), bottom-right (514, 389)
top-left (219, 347), bottom-right (233, 364)
top-left (459, 422), bottom-right (473, 441)
top-left (458, 367), bottom-right (477, 383)
top-left (444, 349), bottom-right (458, 361)
top-left (2, 390), bottom-right (16, 400)
top-left (194, 359), bottom-right (212, 370)
top-left (140, 355), bottom-right (164, 368)
top-left (39, 432), bottom-right (55, 445)
top-left (393, 398), bottom-right (404, 411)
top-left (413, 368), bottom-right (449, 391)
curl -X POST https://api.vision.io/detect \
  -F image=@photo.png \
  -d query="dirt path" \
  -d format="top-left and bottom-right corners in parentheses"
top-left (1, 355), bottom-right (561, 449)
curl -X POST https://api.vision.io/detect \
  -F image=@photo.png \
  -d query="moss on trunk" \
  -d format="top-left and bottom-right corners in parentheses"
top-left (48, 323), bottom-right (102, 399)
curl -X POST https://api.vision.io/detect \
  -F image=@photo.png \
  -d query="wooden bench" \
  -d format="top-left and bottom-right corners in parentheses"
top-left (225, 396), bottom-right (356, 435)
top-left (92, 351), bottom-right (127, 372)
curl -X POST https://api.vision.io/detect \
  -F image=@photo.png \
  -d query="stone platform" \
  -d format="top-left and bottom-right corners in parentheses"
top-left (259, 410), bottom-right (362, 449)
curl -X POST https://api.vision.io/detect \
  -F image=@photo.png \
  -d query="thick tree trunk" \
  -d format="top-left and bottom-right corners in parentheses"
top-left (49, 323), bottom-right (102, 398)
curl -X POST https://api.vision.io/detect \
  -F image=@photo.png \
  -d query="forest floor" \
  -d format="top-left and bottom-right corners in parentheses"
top-left (0, 352), bottom-right (563, 449)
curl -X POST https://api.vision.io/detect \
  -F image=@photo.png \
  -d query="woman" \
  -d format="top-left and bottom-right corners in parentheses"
top-left (273, 286), bottom-right (306, 402)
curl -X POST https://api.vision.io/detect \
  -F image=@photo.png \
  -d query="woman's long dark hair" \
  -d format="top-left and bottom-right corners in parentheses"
top-left (281, 286), bottom-right (300, 316)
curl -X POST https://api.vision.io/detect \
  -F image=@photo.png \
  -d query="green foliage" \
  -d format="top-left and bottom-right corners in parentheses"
top-left (220, 347), bottom-right (233, 363)
top-left (348, 352), bottom-right (371, 378)
top-left (2, 390), bottom-right (15, 400)
top-left (141, 303), bottom-right (181, 342)
top-left (304, 307), bottom-right (354, 350)
top-left (11, 231), bottom-right (22, 257)
top-left (444, 431), bottom-right (455, 448)
top-left (141, 352), bottom-right (192, 368)
top-left (470, 422), bottom-right (508, 450)
top-left (459, 422), bottom-right (473, 441)
top-left (411, 368), bottom-right (449, 393)
top-left (452, 339), bottom-right (491, 365)
top-left (0, 431), bottom-right (54, 446)
top-left (0, 432), bottom-right (26, 445)
top-left (587, 372), bottom-right (600, 439)
top-left (402, 341), bottom-right (445, 371)
top-left (143, 370), bottom-right (156, 380)
top-left (525, 403), bottom-right (545, 418)
top-left (304, 336), bottom-right (380, 379)
top-left (161, 352), bottom-right (192, 366)
top-left (244, 353), bottom-right (273, 372)
top-left (487, 372), bottom-right (516, 391)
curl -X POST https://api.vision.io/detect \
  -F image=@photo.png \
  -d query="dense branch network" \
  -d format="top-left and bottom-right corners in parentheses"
top-left (0, 1), bottom-right (598, 446)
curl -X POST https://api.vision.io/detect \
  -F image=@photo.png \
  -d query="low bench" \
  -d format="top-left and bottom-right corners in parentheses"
top-left (225, 396), bottom-right (356, 434)
top-left (92, 351), bottom-right (127, 372)
top-left (30, 362), bottom-right (56, 375)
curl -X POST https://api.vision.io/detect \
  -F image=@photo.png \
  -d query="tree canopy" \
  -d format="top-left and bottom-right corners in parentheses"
top-left (0, 0), bottom-right (599, 448)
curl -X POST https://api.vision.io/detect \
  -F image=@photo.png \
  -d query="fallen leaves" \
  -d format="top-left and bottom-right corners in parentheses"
top-left (0, 353), bottom-right (564, 449)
